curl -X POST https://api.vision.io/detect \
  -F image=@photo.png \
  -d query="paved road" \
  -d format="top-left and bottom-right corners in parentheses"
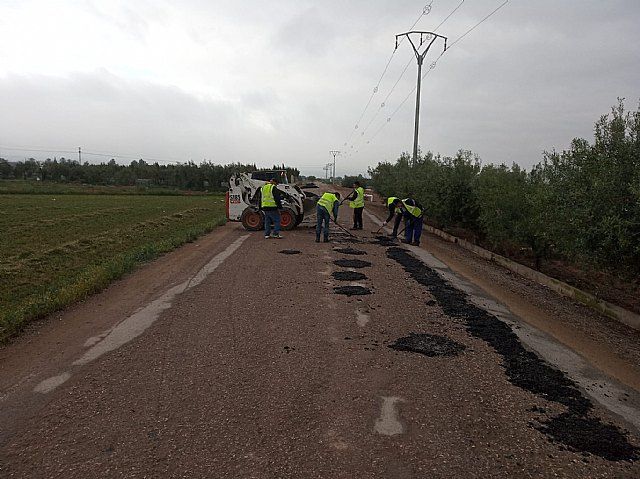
top-left (1, 210), bottom-right (639, 478)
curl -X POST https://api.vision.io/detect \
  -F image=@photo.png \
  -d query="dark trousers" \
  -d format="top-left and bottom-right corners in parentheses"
top-left (353, 207), bottom-right (364, 229)
top-left (316, 206), bottom-right (331, 240)
top-left (391, 214), bottom-right (402, 236)
top-left (404, 216), bottom-right (423, 244)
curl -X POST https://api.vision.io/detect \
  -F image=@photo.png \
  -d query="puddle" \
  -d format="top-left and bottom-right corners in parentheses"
top-left (279, 249), bottom-right (301, 255)
top-left (334, 248), bottom-right (367, 255)
top-left (333, 259), bottom-right (372, 269)
top-left (332, 271), bottom-right (367, 281)
top-left (334, 286), bottom-right (372, 296)
top-left (374, 396), bottom-right (404, 436)
top-left (389, 333), bottom-right (465, 357)
top-left (386, 245), bottom-right (640, 461)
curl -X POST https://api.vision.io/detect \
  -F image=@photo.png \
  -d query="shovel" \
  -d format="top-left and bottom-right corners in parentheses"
top-left (332, 218), bottom-right (357, 237)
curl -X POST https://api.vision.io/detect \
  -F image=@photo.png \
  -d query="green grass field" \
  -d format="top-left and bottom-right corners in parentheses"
top-left (0, 193), bottom-right (226, 342)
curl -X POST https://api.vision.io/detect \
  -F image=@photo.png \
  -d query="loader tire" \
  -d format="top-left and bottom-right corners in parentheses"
top-left (241, 208), bottom-right (263, 231)
top-left (280, 208), bottom-right (297, 231)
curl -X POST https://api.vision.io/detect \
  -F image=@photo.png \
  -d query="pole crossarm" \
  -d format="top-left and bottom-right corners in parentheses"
top-left (395, 31), bottom-right (447, 62)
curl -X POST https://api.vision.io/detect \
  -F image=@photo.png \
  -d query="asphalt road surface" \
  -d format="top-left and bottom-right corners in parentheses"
top-left (1, 205), bottom-right (640, 478)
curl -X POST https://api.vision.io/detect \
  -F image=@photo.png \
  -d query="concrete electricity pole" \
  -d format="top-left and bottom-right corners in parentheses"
top-left (78, 147), bottom-right (82, 163)
top-left (395, 31), bottom-right (446, 166)
top-left (329, 150), bottom-right (340, 184)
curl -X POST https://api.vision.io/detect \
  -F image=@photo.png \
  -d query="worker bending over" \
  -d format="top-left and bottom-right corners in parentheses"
top-left (253, 178), bottom-right (284, 239)
top-left (347, 181), bottom-right (365, 230)
top-left (400, 196), bottom-right (424, 246)
top-left (382, 196), bottom-right (403, 237)
top-left (316, 191), bottom-right (341, 243)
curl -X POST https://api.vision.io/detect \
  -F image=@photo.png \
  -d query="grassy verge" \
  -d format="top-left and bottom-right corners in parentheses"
top-left (0, 179), bottom-right (215, 196)
top-left (0, 194), bottom-right (226, 343)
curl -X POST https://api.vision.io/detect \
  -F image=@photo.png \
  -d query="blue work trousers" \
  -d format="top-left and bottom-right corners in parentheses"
top-left (264, 210), bottom-right (281, 236)
top-left (404, 215), bottom-right (423, 244)
top-left (316, 206), bottom-right (331, 240)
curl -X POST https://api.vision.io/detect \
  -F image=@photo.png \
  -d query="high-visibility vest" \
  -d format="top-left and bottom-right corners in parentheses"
top-left (261, 183), bottom-right (277, 208)
top-left (349, 187), bottom-right (365, 209)
top-left (387, 196), bottom-right (401, 214)
top-left (318, 192), bottom-right (338, 213)
top-left (402, 199), bottom-right (422, 218)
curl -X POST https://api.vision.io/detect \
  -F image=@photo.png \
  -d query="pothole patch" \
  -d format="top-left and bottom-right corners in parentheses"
top-left (385, 245), bottom-right (640, 462)
top-left (279, 249), bottom-right (301, 255)
top-left (333, 259), bottom-right (372, 269)
top-left (333, 286), bottom-right (372, 296)
top-left (389, 333), bottom-right (465, 357)
top-left (332, 271), bottom-right (367, 281)
top-left (334, 247), bottom-right (367, 255)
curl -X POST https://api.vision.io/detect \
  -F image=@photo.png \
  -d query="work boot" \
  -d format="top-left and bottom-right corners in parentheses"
top-left (400, 239), bottom-right (410, 244)
top-left (323, 237), bottom-right (329, 243)
top-left (315, 237), bottom-right (320, 243)
top-left (264, 235), bottom-right (270, 239)
top-left (272, 234), bottom-right (283, 239)
top-left (411, 241), bottom-right (420, 246)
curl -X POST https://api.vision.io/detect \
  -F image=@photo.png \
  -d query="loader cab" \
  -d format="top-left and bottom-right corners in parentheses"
top-left (249, 170), bottom-right (289, 184)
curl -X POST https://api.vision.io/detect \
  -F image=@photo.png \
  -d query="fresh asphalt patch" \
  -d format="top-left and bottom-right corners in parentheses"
top-left (334, 247), bottom-right (367, 255)
top-left (389, 333), bottom-right (466, 357)
top-left (333, 259), bottom-right (372, 269)
top-left (279, 249), bottom-right (302, 255)
top-left (333, 286), bottom-right (372, 296)
top-left (386, 245), bottom-right (639, 462)
top-left (332, 271), bottom-right (367, 281)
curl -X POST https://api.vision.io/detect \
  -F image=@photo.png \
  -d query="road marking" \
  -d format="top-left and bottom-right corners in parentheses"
top-left (32, 372), bottom-right (71, 394)
top-left (356, 310), bottom-right (370, 327)
top-left (374, 396), bottom-right (405, 436)
top-left (33, 234), bottom-right (250, 394)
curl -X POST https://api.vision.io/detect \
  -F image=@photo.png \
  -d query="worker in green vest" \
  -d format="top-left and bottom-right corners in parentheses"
top-left (253, 178), bottom-right (283, 239)
top-left (382, 196), bottom-right (403, 237)
top-left (316, 191), bottom-right (341, 242)
top-left (347, 181), bottom-right (365, 230)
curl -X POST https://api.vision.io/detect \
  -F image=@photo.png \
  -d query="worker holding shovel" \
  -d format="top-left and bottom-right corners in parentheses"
top-left (381, 196), bottom-right (403, 237)
top-left (346, 181), bottom-right (365, 230)
top-left (253, 178), bottom-right (284, 239)
top-left (400, 197), bottom-right (424, 246)
top-left (315, 191), bottom-right (341, 243)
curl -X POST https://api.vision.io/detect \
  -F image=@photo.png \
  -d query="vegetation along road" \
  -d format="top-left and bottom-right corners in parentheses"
top-left (1, 198), bottom-right (639, 478)
top-left (0, 192), bottom-right (225, 342)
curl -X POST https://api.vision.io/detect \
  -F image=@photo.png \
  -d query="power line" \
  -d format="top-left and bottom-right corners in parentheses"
top-left (342, 2), bottom-right (435, 147)
top-left (0, 145), bottom-right (186, 164)
top-left (345, 0), bottom-right (467, 153)
top-left (365, 0), bottom-right (511, 146)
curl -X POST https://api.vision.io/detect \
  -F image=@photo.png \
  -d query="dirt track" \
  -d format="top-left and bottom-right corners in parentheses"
top-left (1, 202), bottom-right (640, 478)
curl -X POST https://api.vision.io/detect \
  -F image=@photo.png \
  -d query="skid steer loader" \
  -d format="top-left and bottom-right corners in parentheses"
top-left (226, 170), bottom-right (319, 231)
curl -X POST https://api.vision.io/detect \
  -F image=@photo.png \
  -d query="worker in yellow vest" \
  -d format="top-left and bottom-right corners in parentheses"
top-left (382, 196), bottom-right (403, 237)
top-left (253, 178), bottom-right (283, 239)
top-left (316, 191), bottom-right (341, 243)
top-left (347, 181), bottom-right (365, 230)
top-left (399, 196), bottom-right (424, 246)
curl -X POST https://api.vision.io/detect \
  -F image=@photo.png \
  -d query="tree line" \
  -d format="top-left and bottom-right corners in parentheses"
top-left (0, 158), bottom-right (300, 191)
top-left (369, 100), bottom-right (640, 276)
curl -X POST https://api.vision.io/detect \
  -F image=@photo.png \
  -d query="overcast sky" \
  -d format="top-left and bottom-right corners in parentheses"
top-left (0, 0), bottom-right (639, 177)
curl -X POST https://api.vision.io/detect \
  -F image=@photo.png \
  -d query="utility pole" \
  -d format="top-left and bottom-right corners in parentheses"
top-left (329, 150), bottom-right (340, 184)
top-left (395, 31), bottom-right (446, 166)
top-left (78, 147), bottom-right (82, 163)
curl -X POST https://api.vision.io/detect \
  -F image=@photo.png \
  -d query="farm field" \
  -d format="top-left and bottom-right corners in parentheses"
top-left (0, 193), bottom-right (226, 342)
